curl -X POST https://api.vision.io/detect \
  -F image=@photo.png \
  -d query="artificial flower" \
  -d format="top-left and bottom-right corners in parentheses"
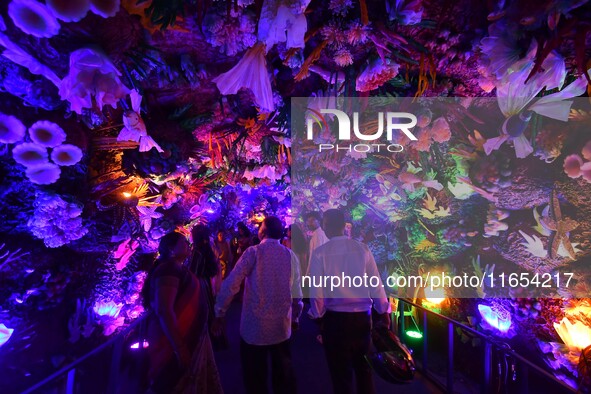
top-left (113, 238), bottom-right (139, 271)
top-left (346, 21), bottom-right (370, 45)
top-left (28, 120), bottom-right (66, 147)
top-left (564, 154), bottom-right (583, 178)
top-left (59, 47), bottom-right (130, 114)
top-left (430, 117), bottom-right (451, 143)
top-left (28, 192), bottom-right (88, 247)
top-left (89, 0), bottom-right (120, 18)
top-left (0, 113), bottom-right (26, 144)
top-left (12, 142), bottom-right (48, 167)
top-left (329, 0), bottom-right (353, 16)
top-left (479, 21), bottom-right (521, 79)
top-left (213, 42), bottom-right (274, 111)
top-left (257, 0), bottom-right (310, 49)
top-left (46, 0), bottom-right (90, 22)
top-left (333, 48), bottom-right (354, 67)
top-left (320, 22), bottom-right (346, 46)
top-left (356, 57), bottom-right (400, 92)
top-left (51, 144), bottom-right (83, 166)
top-left (204, 10), bottom-right (256, 56)
top-left (25, 163), bottom-right (61, 185)
top-left (8, 0), bottom-right (60, 38)
top-left (485, 45), bottom-right (586, 159)
top-left (0, 324), bottom-right (14, 348)
top-left (137, 205), bottom-right (163, 231)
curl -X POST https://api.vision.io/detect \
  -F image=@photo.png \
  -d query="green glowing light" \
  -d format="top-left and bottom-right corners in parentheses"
top-left (405, 330), bottom-right (423, 339)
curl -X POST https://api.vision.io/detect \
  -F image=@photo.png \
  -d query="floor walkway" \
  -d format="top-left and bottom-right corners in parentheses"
top-left (214, 300), bottom-right (442, 394)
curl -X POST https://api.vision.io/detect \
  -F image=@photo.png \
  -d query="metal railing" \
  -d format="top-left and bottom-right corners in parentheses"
top-left (21, 314), bottom-right (149, 394)
top-left (395, 298), bottom-right (578, 394)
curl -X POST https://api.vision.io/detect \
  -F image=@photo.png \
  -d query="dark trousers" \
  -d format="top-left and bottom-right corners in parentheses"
top-left (240, 338), bottom-right (297, 394)
top-left (322, 311), bottom-right (375, 394)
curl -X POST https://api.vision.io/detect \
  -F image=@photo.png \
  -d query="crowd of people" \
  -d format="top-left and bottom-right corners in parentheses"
top-left (142, 210), bottom-right (390, 394)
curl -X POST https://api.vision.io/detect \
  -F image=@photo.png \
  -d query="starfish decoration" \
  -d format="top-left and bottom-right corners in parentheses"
top-left (540, 190), bottom-right (579, 260)
top-left (137, 205), bottom-right (163, 232)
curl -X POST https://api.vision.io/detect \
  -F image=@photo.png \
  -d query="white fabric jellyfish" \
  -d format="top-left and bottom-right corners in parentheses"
top-left (257, 0), bottom-right (310, 49)
top-left (59, 48), bottom-right (130, 114)
top-left (212, 42), bottom-right (274, 111)
top-left (117, 90), bottom-right (163, 153)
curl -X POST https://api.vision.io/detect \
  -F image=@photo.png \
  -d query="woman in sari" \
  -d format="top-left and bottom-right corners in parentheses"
top-left (144, 231), bottom-right (223, 394)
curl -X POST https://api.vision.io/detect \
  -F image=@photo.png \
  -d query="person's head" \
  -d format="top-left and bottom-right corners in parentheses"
top-left (258, 216), bottom-right (283, 240)
top-left (191, 224), bottom-right (210, 246)
top-left (158, 231), bottom-right (189, 262)
top-left (286, 226), bottom-right (292, 238)
top-left (323, 209), bottom-right (346, 238)
top-left (305, 211), bottom-right (322, 231)
top-left (237, 222), bottom-right (250, 237)
top-left (217, 230), bottom-right (225, 242)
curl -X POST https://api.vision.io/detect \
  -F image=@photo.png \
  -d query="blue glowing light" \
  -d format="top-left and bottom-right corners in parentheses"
top-left (478, 303), bottom-right (512, 333)
top-left (0, 324), bottom-right (14, 348)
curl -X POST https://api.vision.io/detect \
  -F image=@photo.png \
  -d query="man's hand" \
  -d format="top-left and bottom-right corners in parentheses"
top-left (291, 319), bottom-right (300, 331)
top-left (211, 316), bottom-right (225, 337)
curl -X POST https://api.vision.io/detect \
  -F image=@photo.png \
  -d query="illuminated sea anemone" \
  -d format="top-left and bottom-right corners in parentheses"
top-left (25, 163), bottom-right (61, 185)
top-left (89, 0), bottom-right (121, 18)
top-left (28, 121), bottom-right (66, 148)
top-left (0, 113), bottom-right (26, 144)
top-left (51, 144), bottom-right (83, 166)
top-left (564, 154), bottom-right (583, 178)
top-left (12, 142), bottom-right (48, 167)
top-left (8, 0), bottom-right (60, 38)
top-left (46, 0), bottom-right (90, 22)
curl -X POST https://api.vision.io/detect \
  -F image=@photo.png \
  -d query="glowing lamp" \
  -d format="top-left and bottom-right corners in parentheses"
top-left (0, 324), bottom-right (14, 348)
top-left (478, 303), bottom-right (512, 333)
top-left (424, 287), bottom-right (445, 305)
top-left (121, 191), bottom-right (139, 207)
top-left (405, 330), bottom-right (423, 339)
top-left (554, 317), bottom-right (591, 353)
top-left (93, 300), bottom-right (123, 319)
top-left (130, 341), bottom-right (149, 350)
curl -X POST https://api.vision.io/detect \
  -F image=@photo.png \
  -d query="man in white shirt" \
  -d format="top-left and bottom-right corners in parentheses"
top-left (308, 209), bottom-right (390, 394)
top-left (213, 216), bottom-right (303, 394)
top-left (305, 211), bottom-right (328, 273)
